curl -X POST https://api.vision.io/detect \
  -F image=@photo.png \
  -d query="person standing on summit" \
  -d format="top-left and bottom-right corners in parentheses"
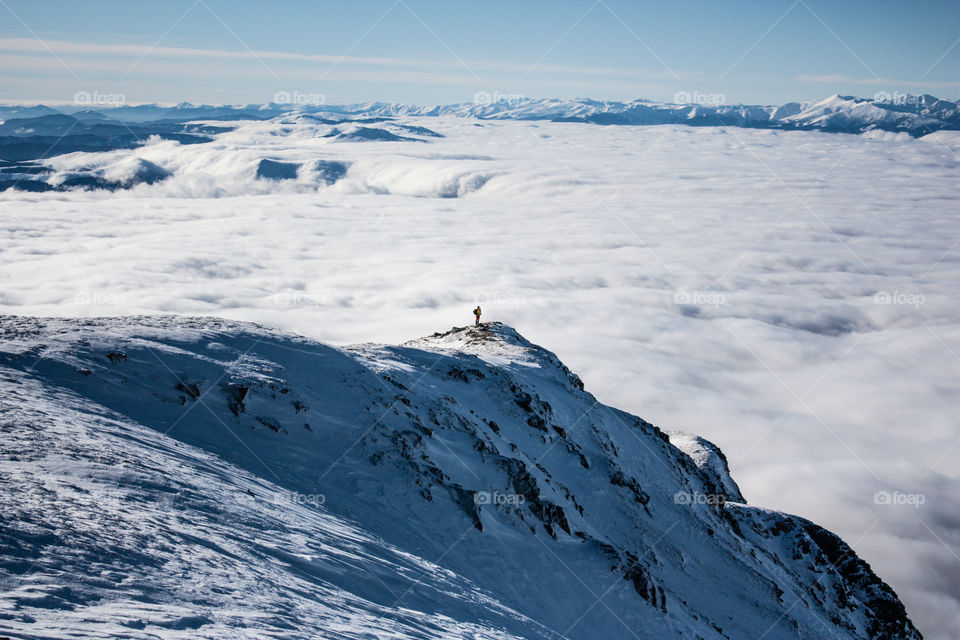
top-left (473, 306), bottom-right (482, 326)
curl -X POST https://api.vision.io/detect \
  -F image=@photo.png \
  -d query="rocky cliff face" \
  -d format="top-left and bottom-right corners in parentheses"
top-left (0, 316), bottom-right (921, 639)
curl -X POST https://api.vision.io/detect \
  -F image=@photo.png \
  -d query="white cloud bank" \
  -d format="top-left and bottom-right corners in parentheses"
top-left (1, 118), bottom-right (958, 639)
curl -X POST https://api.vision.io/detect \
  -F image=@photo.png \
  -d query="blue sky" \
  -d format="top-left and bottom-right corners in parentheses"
top-left (0, 0), bottom-right (957, 105)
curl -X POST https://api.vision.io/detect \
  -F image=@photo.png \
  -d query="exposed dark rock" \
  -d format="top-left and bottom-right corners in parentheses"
top-left (513, 391), bottom-right (532, 410)
top-left (450, 486), bottom-right (483, 531)
top-left (802, 522), bottom-right (916, 640)
top-left (224, 383), bottom-right (249, 416)
top-left (256, 416), bottom-right (281, 432)
top-left (526, 415), bottom-right (547, 431)
top-left (622, 561), bottom-right (667, 612)
top-left (382, 374), bottom-right (407, 390)
top-left (175, 382), bottom-right (200, 400)
top-left (610, 470), bottom-right (650, 506)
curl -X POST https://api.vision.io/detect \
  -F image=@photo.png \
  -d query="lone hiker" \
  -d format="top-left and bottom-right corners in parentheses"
top-left (473, 306), bottom-right (482, 326)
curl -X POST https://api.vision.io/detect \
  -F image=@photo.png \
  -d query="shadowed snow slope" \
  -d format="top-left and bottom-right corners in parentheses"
top-left (0, 316), bottom-right (919, 639)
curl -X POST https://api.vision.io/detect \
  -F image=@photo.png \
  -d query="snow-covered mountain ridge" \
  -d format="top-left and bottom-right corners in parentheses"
top-left (2, 93), bottom-right (957, 135)
top-left (359, 93), bottom-right (960, 136)
top-left (0, 316), bottom-right (921, 639)
top-left (3, 93), bottom-right (957, 195)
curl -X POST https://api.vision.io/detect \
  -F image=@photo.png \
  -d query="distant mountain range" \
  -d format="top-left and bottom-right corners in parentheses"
top-left (2, 93), bottom-right (958, 136)
top-left (1, 93), bottom-right (956, 193)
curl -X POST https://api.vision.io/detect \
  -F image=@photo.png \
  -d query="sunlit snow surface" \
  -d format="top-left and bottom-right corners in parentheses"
top-left (1, 118), bottom-right (959, 638)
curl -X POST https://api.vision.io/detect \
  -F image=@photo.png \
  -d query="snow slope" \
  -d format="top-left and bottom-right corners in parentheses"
top-left (0, 316), bottom-right (920, 639)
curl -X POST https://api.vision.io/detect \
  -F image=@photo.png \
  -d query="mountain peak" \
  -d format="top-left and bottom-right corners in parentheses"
top-left (405, 321), bottom-right (586, 390)
top-left (410, 321), bottom-right (528, 350)
top-left (0, 315), bottom-right (921, 639)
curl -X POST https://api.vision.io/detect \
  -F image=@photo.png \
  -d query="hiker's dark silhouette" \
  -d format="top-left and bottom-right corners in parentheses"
top-left (473, 306), bottom-right (482, 326)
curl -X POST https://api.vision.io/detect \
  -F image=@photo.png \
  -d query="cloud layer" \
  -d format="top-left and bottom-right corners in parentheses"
top-left (1, 119), bottom-right (958, 638)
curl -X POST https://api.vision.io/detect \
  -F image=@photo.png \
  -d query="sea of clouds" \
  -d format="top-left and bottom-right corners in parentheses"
top-left (1, 117), bottom-right (958, 638)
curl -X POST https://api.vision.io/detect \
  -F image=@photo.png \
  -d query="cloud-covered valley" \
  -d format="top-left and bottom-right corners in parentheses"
top-left (1, 116), bottom-right (958, 638)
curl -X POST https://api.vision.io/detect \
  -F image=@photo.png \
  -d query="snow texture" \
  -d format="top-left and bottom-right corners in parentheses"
top-left (0, 316), bottom-right (921, 639)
